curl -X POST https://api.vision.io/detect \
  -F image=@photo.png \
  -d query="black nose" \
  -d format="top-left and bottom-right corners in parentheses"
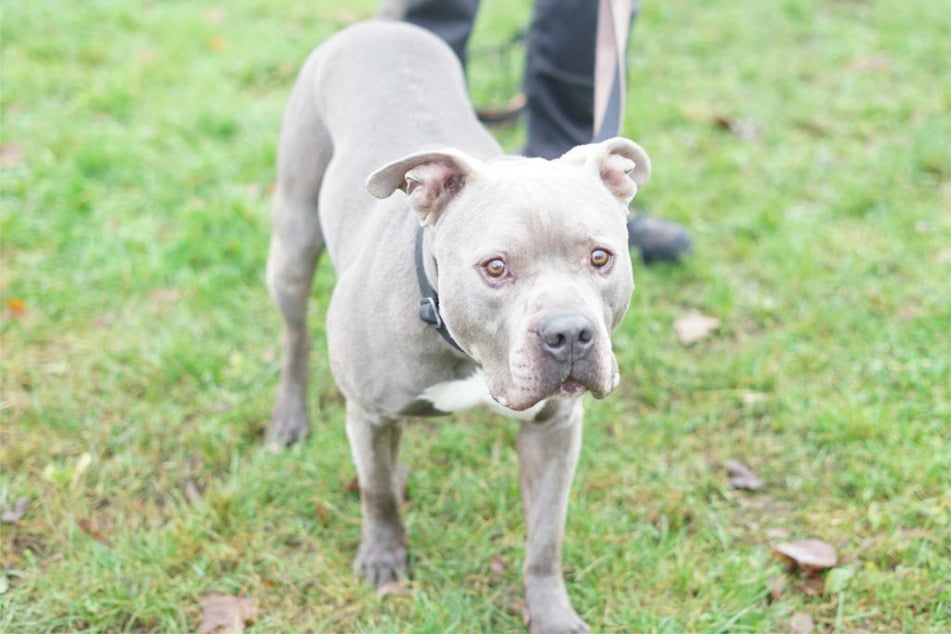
top-left (538, 314), bottom-right (596, 363)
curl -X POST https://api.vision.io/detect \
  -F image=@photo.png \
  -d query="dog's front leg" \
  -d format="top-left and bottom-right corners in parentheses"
top-left (346, 406), bottom-right (407, 587)
top-left (517, 399), bottom-right (590, 634)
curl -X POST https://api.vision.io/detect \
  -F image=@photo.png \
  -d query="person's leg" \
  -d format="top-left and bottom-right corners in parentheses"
top-left (402, 0), bottom-right (481, 68)
top-left (523, 0), bottom-right (692, 263)
top-left (522, 0), bottom-right (597, 159)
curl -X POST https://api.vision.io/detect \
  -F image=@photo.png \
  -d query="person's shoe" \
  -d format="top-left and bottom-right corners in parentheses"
top-left (627, 212), bottom-right (693, 264)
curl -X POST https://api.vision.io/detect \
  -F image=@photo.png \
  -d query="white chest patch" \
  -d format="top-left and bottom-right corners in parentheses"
top-left (419, 370), bottom-right (547, 421)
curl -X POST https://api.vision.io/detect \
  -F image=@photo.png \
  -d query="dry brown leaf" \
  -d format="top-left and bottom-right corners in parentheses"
top-left (795, 575), bottom-right (826, 596)
top-left (789, 612), bottom-right (815, 634)
top-left (77, 517), bottom-right (110, 545)
top-left (674, 310), bottom-right (720, 346)
top-left (714, 114), bottom-right (761, 142)
top-left (489, 555), bottom-right (507, 585)
top-left (5, 297), bottom-right (26, 320)
top-left (723, 459), bottom-right (765, 491)
top-left (315, 501), bottom-right (330, 527)
top-left (773, 539), bottom-right (837, 574)
top-left (198, 594), bottom-right (257, 634)
top-left (1, 497), bottom-right (27, 524)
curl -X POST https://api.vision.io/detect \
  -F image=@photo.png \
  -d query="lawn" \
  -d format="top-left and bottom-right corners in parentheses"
top-left (1, 0), bottom-right (949, 632)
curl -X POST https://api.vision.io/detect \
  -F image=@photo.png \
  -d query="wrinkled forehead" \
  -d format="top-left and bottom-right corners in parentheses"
top-left (437, 157), bottom-right (629, 255)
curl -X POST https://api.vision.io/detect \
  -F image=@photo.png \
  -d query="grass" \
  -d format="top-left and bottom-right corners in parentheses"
top-left (1, 0), bottom-right (949, 631)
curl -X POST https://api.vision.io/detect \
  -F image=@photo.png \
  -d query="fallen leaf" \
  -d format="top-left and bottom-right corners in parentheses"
top-left (674, 310), bottom-right (720, 346)
top-left (790, 612), bottom-right (814, 634)
top-left (315, 501), bottom-right (330, 527)
top-left (1, 497), bottom-right (27, 524)
top-left (723, 459), bottom-right (765, 491)
top-left (5, 297), bottom-right (26, 319)
top-left (773, 539), bottom-right (837, 574)
top-left (198, 594), bottom-right (257, 634)
top-left (77, 517), bottom-right (110, 545)
top-left (489, 555), bottom-right (507, 585)
top-left (795, 575), bottom-right (826, 596)
top-left (714, 114), bottom-right (761, 142)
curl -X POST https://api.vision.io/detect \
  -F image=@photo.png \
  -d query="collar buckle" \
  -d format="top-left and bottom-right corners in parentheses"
top-left (418, 296), bottom-right (442, 328)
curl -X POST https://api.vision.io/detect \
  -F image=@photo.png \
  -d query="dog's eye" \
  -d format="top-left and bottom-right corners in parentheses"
top-left (590, 248), bottom-right (612, 268)
top-left (483, 258), bottom-right (507, 278)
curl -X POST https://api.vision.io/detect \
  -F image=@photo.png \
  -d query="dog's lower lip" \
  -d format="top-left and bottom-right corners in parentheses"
top-left (557, 379), bottom-right (586, 397)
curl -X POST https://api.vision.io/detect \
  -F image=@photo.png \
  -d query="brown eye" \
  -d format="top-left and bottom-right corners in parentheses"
top-left (590, 248), bottom-right (612, 268)
top-left (483, 258), bottom-right (507, 278)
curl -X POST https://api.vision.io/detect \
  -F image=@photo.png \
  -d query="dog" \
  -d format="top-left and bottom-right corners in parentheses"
top-left (265, 20), bottom-right (649, 633)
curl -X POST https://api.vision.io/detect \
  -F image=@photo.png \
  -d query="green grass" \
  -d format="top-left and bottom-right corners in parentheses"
top-left (2, 0), bottom-right (949, 631)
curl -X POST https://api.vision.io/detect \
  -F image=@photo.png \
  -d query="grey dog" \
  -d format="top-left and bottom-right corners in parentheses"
top-left (265, 20), bottom-right (649, 633)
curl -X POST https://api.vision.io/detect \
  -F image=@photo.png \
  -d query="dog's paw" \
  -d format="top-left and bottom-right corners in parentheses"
top-left (267, 399), bottom-right (309, 447)
top-left (354, 541), bottom-right (407, 588)
top-left (528, 607), bottom-right (590, 634)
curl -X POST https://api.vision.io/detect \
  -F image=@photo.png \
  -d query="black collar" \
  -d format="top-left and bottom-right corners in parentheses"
top-left (414, 226), bottom-right (466, 354)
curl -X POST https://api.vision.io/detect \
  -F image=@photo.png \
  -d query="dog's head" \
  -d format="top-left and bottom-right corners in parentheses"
top-left (367, 138), bottom-right (649, 410)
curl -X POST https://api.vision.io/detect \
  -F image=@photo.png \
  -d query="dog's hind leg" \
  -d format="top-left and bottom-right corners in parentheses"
top-left (266, 72), bottom-right (330, 446)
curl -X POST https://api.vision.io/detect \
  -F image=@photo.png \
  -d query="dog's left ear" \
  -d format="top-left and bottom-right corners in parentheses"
top-left (560, 137), bottom-right (651, 205)
top-left (366, 149), bottom-right (479, 226)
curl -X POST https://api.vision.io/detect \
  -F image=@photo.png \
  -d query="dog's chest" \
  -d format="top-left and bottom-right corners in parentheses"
top-left (418, 370), bottom-right (547, 421)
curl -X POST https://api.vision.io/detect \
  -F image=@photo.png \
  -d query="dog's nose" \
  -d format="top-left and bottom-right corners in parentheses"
top-left (538, 314), bottom-right (596, 363)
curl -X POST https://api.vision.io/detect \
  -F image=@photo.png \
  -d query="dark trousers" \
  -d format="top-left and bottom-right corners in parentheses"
top-left (404, 0), bottom-right (636, 159)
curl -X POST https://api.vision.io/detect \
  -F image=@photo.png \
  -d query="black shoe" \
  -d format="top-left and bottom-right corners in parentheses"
top-left (627, 212), bottom-right (693, 264)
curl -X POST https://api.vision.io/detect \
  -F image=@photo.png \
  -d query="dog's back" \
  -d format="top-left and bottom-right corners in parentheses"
top-left (275, 21), bottom-right (498, 265)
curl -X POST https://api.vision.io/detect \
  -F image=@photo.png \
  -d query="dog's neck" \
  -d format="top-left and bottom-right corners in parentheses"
top-left (414, 225), bottom-right (467, 355)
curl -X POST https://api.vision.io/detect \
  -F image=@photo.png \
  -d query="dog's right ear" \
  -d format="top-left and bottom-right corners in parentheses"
top-left (366, 150), bottom-right (479, 226)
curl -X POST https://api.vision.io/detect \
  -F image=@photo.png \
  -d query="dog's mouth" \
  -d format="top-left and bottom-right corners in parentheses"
top-left (489, 369), bottom-right (608, 411)
top-left (556, 378), bottom-right (587, 398)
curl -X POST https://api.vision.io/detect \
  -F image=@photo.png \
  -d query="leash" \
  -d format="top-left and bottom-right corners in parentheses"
top-left (594, 0), bottom-right (632, 141)
top-left (414, 226), bottom-right (466, 354)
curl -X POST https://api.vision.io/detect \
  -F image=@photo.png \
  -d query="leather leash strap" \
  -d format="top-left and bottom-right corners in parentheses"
top-left (593, 0), bottom-right (632, 141)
